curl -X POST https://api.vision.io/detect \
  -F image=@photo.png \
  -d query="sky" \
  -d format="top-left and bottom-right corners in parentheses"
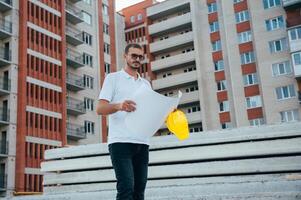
top-left (115, 0), bottom-right (165, 12)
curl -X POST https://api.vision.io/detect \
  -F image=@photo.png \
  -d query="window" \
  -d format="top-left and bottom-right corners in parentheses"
top-left (289, 27), bottom-right (301, 41)
top-left (240, 51), bottom-right (255, 64)
top-left (235, 10), bottom-right (249, 23)
top-left (275, 85), bottom-right (296, 100)
top-left (82, 11), bottom-right (92, 25)
top-left (102, 4), bottom-right (109, 15)
top-left (212, 40), bottom-right (222, 52)
top-left (219, 101), bottom-right (229, 112)
top-left (182, 47), bottom-right (194, 53)
top-left (137, 13), bottom-right (143, 21)
top-left (272, 61), bottom-right (292, 76)
top-left (293, 52), bottom-right (301, 66)
top-left (84, 98), bottom-right (94, 111)
top-left (162, 72), bottom-right (172, 78)
top-left (280, 109), bottom-right (299, 122)
top-left (82, 32), bottom-right (92, 45)
top-left (83, 53), bottom-right (93, 67)
top-left (265, 16), bottom-right (284, 31)
top-left (83, 0), bottom-right (92, 5)
top-left (105, 62), bottom-right (110, 75)
top-left (237, 31), bottom-right (252, 44)
top-left (187, 105), bottom-right (201, 113)
top-left (130, 15), bottom-right (135, 23)
top-left (208, 2), bottom-right (217, 13)
top-left (250, 118), bottom-right (265, 126)
top-left (209, 21), bottom-right (219, 33)
top-left (221, 122), bottom-right (232, 129)
top-left (84, 121), bottom-right (95, 134)
top-left (243, 73), bottom-right (258, 86)
top-left (84, 75), bottom-right (94, 89)
top-left (214, 60), bottom-right (224, 71)
top-left (185, 85), bottom-right (199, 93)
top-left (217, 80), bottom-right (227, 91)
top-left (103, 23), bottom-right (109, 35)
top-left (263, 0), bottom-right (281, 9)
top-left (269, 38), bottom-right (288, 53)
top-left (104, 43), bottom-right (110, 54)
top-left (246, 95), bottom-right (262, 109)
top-left (184, 66), bottom-right (196, 73)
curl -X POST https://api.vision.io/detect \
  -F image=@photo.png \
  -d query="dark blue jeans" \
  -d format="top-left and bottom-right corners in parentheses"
top-left (109, 143), bottom-right (149, 200)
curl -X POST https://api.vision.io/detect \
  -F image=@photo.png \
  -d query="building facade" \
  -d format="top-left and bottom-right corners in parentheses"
top-left (0, 0), bottom-right (123, 197)
top-left (121, 0), bottom-right (301, 137)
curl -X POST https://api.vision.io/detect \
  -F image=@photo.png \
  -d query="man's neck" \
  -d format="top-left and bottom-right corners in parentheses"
top-left (124, 66), bottom-right (138, 79)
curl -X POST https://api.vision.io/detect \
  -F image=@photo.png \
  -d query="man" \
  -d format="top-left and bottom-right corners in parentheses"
top-left (96, 43), bottom-right (152, 200)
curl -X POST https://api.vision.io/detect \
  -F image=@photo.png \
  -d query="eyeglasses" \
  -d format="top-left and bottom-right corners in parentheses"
top-left (129, 53), bottom-right (144, 61)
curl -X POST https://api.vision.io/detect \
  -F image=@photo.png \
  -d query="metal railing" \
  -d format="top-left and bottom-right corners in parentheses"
top-left (0, 48), bottom-right (11, 62)
top-left (0, 141), bottom-right (8, 155)
top-left (66, 25), bottom-right (83, 41)
top-left (0, 173), bottom-right (7, 189)
top-left (0, 77), bottom-right (10, 91)
top-left (66, 48), bottom-right (84, 65)
top-left (67, 97), bottom-right (85, 112)
top-left (0, 108), bottom-right (9, 122)
top-left (66, 72), bottom-right (84, 88)
top-left (0, 19), bottom-right (12, 34)
top-left (65, 2), bottom-right (83, 19)
top-left (66, 123), bottom-right (86, 138)
top-left (0, 0), bottom-right (12, 6)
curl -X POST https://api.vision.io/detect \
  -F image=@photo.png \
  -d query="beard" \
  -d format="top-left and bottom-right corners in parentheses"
top-left (127, 61), bottom-right (141, 70)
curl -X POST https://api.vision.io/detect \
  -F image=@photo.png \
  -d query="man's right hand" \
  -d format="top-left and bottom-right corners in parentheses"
top-left (118, 100), bottom-right (136, 112)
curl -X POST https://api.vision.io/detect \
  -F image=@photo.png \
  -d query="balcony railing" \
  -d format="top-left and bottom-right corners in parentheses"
top-left (0, 48), bottom-right (11, 62)
top-left (0, 0), bottom-right (11, 5)
top-left (0, 19), bottom-right (12, 33)
top-left (66, 48), bottom-right (84, 67)
top-left (67, 97), bottom-right (85, 115)
top-left (0, 0), bottom-right (12, 12)
top-left (67, 123), bottom-right (86, 139)
top-left (66, 25), bottom-right (84, 46)
top-left (66, 72), bottom-right (84, 91)
top-left (0, 108), bottom-right (9, 123)
top-left (65, 2), bottom-right (84, 24)
top-left (0, 77), bottom-right (10, 94)
top-left (0, 141), bottom-right (8, 155)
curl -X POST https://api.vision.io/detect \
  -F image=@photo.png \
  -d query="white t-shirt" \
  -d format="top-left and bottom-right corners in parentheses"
top-left (98, 69), bottom-right (152, 145)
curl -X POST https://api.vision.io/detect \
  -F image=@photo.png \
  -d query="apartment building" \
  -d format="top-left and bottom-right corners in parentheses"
top-left (0, 0), bottom-right (124, 197)
top-left (121, 0), bottom-right (301, 136)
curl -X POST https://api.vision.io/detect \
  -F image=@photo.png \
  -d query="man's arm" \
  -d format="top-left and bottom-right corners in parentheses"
top-left (96, 99), bottom-right (136, 116)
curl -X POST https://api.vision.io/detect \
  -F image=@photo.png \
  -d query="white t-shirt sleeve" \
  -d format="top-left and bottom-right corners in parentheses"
top-left (98, 74), bottom-right (115, 102)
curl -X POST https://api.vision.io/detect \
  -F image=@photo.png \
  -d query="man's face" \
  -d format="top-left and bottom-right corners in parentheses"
top-left (124, 47), bottom-right (144, 70)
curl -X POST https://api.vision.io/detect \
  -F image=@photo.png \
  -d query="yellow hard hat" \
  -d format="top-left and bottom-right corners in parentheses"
top-left (165, 109), bottom-right (189, 140)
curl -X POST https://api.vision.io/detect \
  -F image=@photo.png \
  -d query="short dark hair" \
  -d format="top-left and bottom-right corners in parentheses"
top-left (125, 43), bottom-right (143, 54)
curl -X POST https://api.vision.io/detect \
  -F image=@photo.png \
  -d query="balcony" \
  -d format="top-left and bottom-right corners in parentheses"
top-left (0, 0), bottom-right (12, 12)
top-left (288, 28), bottom-right (301, 53)
top-left (151, 51), bottom-right (195, 72)
top-left (0, 108), bottom-right (9, 127)
top-left (66, 26), bottom-right (84, 46)
top-left (179, 90), bottom-right (199, 105)
top-left (150, 31), bottom-right (193, 54)
top-left (67, 123), bottom-right (86, 140)
top-left (0, 173), bottom-right (6, 191)
top-left (282, 0), bottom-right (301, 9)
top-left (65, 2), bottom-right (84, 24)
top-left (0, 48), bottom-right (11, 67)
top-left (148, 13), bottom-right (191, 36)
top-left (293, 59), bottom-right (301, 79)
top-left (66, 48), bottom-right (84, 68)
top-left (66, 72), bottom-right (84, 92)
top-left (152, 71), bottom-right (198, 91)
top-left (0, 140), bottom-right (8, 157)
top-left (0, 78), bottom-right (9, 97)
top-left (67, 97), bottom-right (86, 116)
top-left (147, 0), bottom-right (190, 19)
top-left (0, 19), bottom-right (12, 40)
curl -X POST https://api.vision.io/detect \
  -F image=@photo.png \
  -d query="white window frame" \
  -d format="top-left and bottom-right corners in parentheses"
top-left (288, 26), bottom-right (301, 41)
top-left (235, 10), bottom-right (249, 24)
top-left (246, 95), bottom-right (262, 109)
top-left (82, 32), bottom-right (92, 46)
top-left (208, 2), bottom-right (217, 13)
top-left (292, 52), bottom-right (301, 66)
top-left (209, 21), bottom-right (219, 33)
top-left (104, 43), bottom-right (110, 55)
top-left (84, 75), bottom-right (94, 89)
top-left (240, 51), bottom-right (255, 64)
top-left (214, 60), bottom-right (224, 71)
top-left (102, 4), bottom-right (109, 15)
top-left (275, 85), bottom-right (296, 100)
top-left (84, 97), bottom-right (94, 111)
top-left (280, 109), bottom-right (299, 122)
top-left (243, 73), bottom-right (258, 86)
top-left (265, 16), bottom-right (284, 31)
top-left (212, 40), bottom-right (222, 52)
top-left (272, 61), bottom-right (292, 77)
top-left (263, 0), bottom-right (281, 9)
top-left (249, 118), bottom-right (265, 126)
top-left (269, 38), bottom-right (288, 53)
top-left (221, 122), bottom-right (232, 129)
top-left (82, 11), bottom-right (92, 25)
top-left (83, 53), bottom-right (93, 67)
top-left (217, 80), bottom-right (227, 91)
top-left (84, 121), bottom-right (95, 134)
top-left (238, 31), bottom-right (252, 44)
top-left (219, 101), bottom-right (229, 112)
